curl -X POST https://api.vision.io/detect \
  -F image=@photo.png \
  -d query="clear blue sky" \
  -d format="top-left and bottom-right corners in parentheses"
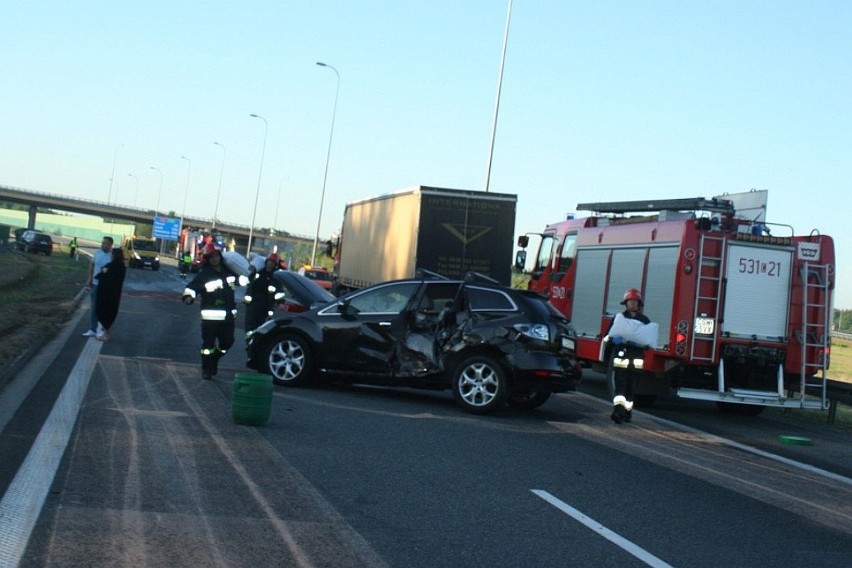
top-left (2, 1), bottom-right (850, 308)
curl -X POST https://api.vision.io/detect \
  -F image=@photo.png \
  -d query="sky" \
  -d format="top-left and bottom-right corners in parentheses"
top-left (2, 1), bottom-right (850, 307)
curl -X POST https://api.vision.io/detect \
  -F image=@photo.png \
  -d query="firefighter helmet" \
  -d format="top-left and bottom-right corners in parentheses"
top-left (266, 252), bottom-right (280, 264)
top-left (621, 288), bottom-right (643, 305)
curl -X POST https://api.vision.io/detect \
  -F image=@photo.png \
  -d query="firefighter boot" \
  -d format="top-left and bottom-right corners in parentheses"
top-left (623, 399), bottom-right (634, 423)
top-left (611, 395), bottom-right (628, 424)
top-left (211, 348), bottom-right (225, 377)
top-left (201, 353), bottom-right (214, 380)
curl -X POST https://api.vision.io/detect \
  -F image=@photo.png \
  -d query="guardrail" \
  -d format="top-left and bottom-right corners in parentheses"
top-left (833, 331), bottom-right (852, 341)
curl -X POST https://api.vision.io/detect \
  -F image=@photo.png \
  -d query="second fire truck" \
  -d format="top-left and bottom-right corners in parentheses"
top-left (517, 191), bottom-right (835, 413)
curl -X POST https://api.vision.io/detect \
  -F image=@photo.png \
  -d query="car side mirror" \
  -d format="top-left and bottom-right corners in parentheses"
top-left (337, 298), bottom-right (358, 317)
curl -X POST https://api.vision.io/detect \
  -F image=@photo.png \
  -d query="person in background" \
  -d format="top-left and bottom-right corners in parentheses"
top-left (244, 252), bottom-right (285, 336)
top-left (95, 248), bottom-right (127, 342)
top-left (181, 243), bottom-right (247, 380)
top-left (69, 236), bottom-right (78, 259)
top-left (606, 288), bottom-right (652, 424)
top-left (83, 236), bottom-right (114, 337)
top-left (180, 250), bottom-right (192, 279)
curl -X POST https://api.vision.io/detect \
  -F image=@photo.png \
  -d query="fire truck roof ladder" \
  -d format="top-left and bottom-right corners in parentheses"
top-left (577, 197), bottom-right (735, 216)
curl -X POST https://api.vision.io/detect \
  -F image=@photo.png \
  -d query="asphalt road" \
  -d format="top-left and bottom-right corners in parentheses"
top-left (1, 263), bottom-right (850, 567)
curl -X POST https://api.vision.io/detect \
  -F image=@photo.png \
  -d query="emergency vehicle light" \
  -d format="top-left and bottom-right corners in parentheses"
top-left (735, 233), bottom-right (792, 246)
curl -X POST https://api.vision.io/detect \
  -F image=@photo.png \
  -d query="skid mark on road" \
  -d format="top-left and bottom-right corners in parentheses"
top-left (548, 395), bottom-right (852, 535)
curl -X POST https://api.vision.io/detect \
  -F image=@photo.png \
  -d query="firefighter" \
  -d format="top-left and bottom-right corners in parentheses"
top-left (244, 252), bottom-right (285, 335)
top-left (179, 250), bottom-right (192, 279)
top-left (181, 243), bottom-right (247, 380)
top-left (606, 288), bottom-right (651, 424)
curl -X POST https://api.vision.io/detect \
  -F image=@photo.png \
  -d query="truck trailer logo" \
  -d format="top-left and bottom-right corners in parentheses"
top-left (797, 241), bottom-right (821, 261)
top-left (441, 223), bottom-right (493, 245)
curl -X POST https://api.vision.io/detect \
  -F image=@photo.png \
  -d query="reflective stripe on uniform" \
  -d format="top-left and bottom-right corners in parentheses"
top-left (183, 288), bottom-right (197, 299)
top-left (612, 395), bottom-right (634, 411)
top-left (204, 279), bottom-right (224, 292)
top-left (613, 357), bottom-right (644, 369)
top-left (201, 309), bottom-right (228, 321)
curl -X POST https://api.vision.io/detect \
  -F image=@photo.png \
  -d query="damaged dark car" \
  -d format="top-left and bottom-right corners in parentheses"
top-left (245, 274), bottom-right (581, 414)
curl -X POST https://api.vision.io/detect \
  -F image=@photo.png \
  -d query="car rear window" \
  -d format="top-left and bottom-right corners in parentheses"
top-left (465, 286), bottom-right (517, 312)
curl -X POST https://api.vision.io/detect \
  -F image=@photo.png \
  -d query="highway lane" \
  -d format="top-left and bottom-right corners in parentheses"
top-left (1, 264), bottom-right (850, 567)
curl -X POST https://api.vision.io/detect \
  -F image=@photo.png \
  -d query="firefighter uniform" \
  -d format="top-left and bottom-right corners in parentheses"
top-left (607, 288), bottom-right (651, 424)
top-left (244, 253), bottom-right (285, 334)
top-left (182, 246), bottom-right (246, 380)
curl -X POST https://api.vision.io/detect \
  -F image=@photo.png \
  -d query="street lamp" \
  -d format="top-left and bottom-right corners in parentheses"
top-left (484, 0), bottom-right (512, 192)
top-left (312, 61), bottom-right (339, 265)
top-left (212, 142), bottom-right (226, 229)
top-left (180, 155), bottom-right (191, 234)
top-left (106, 143), bottom-right (123, 205)
top-left (127, 173), bottom-right (139, 207)
top-left (149, 166), bottom-right (163, 214)
top-left (248, 114), bottom-right (268, 256)
top-left (275, 178), bottom-right (285, 230)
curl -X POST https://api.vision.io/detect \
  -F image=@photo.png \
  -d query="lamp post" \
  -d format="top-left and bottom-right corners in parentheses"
top-left (127, 173), bottom-right (139, 207)
top-left (149, 166), bottom-right (163, 214)
top-left (213, 141), bottom-right (226, 229)
top-left (180, 155), bottom-right (191, 234)
top-left (106, 143), bottom-right (123, 205)
top-left (312, 61), bottom-right (339, 265)
top-left (248, 114), bottom-right (268, 256)
top-left (484, 0), bottom-right (512, 192)
top-left (275, 178), bottom-right (285, 231)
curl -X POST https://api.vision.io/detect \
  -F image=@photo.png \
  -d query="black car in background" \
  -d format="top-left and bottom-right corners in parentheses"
top-left (246, 273), bottom-right (581, 414)
top-left (16, 230), bottom-right (53, 255)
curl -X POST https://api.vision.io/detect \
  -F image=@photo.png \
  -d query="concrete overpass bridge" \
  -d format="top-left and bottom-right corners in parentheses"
top-left (0, 184), bottom-right (315, 254)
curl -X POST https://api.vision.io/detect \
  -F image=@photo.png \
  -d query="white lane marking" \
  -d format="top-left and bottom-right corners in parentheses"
top-left (0, 339), bottom-right (102, 568)
top-left (531, 489), bottom-right (674, 568)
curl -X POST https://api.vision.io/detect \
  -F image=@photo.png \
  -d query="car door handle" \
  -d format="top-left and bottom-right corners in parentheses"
top-left (379, 322), bottom-right (392, 326)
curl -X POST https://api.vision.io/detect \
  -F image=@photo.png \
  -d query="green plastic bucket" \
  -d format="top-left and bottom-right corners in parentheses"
top-left (232, 372), bottom-right (273, 426)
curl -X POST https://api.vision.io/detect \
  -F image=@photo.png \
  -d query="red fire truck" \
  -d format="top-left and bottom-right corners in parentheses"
top-left (517, 191), bottom-right (835, 413)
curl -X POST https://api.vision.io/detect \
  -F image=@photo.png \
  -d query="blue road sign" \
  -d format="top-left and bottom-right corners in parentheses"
top-left (153, 216), bottom-right (180, 240)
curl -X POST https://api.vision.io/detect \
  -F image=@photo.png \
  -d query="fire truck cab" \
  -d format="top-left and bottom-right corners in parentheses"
top-left (518, 191), bottom-right (834, 413)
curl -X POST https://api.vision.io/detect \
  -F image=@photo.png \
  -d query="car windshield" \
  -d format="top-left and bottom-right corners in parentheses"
top-left (305, 270), bottom-right (330, 281)
top-left (133, 240), bottom-right (157, 251)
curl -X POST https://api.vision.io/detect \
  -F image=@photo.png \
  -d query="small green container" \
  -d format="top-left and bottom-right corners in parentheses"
top-left (232, 372), bottom-right (273, 426)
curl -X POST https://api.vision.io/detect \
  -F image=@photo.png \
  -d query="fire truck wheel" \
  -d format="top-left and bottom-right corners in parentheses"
top-left (716, 402), bottom-right (765, 416)
top-left (451, 355), bottom-right (509, 414)
top-left (507, 390), bottom-right (551, 410)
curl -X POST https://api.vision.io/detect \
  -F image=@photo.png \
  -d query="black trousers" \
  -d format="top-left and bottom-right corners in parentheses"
top-left (200, 319), bottom-right (235, 370)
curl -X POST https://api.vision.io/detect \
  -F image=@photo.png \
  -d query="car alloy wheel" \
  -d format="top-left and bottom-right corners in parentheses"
top-left (263, 333), bottom-right (312, 386)
top-left (451, 355), bottom-right (508, 414)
